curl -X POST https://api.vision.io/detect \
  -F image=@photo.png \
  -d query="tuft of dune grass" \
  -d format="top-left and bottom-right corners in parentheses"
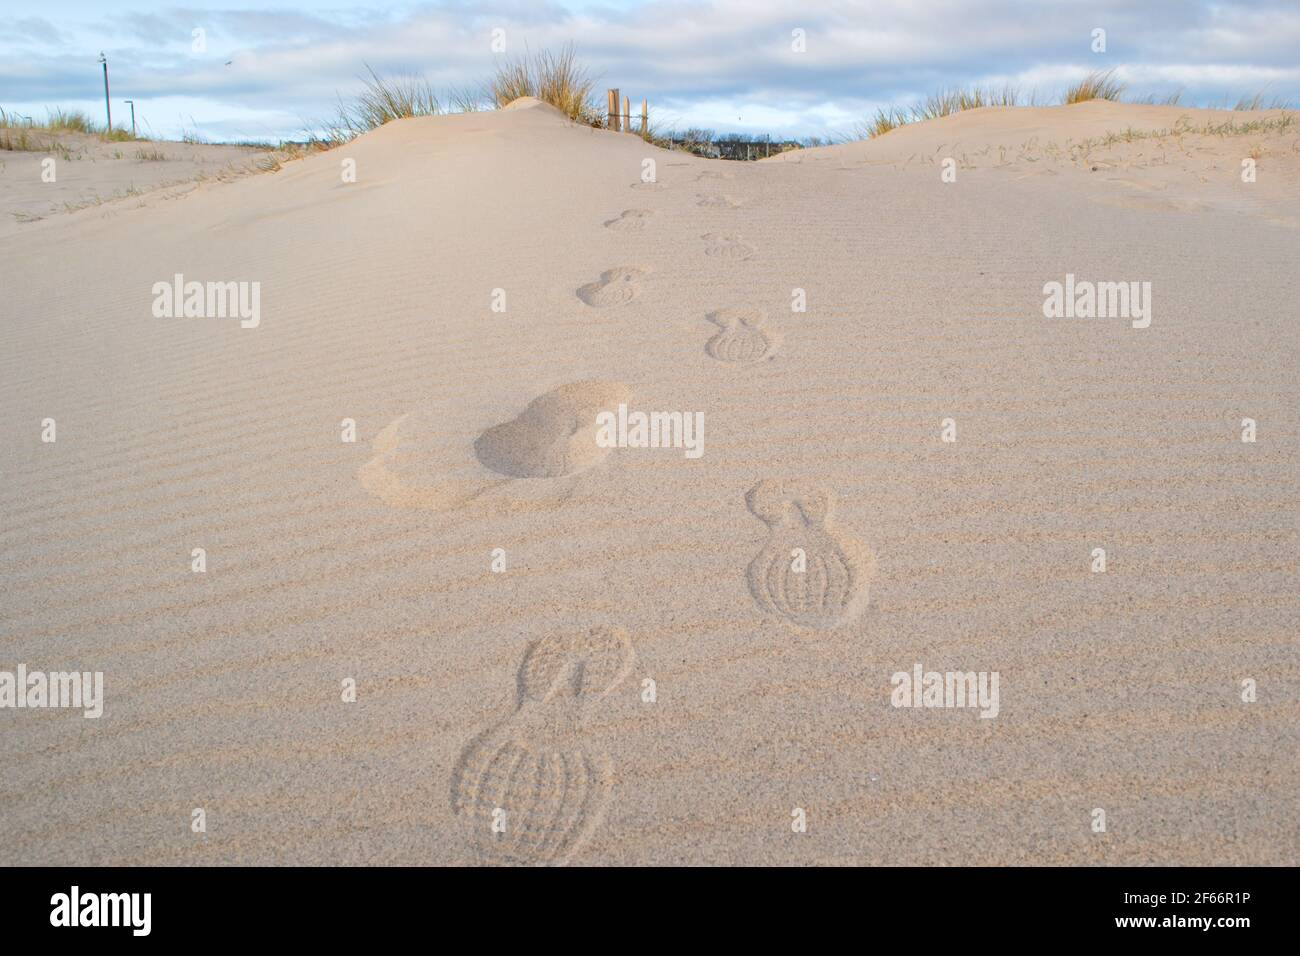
top-left (490, 58), bottom-right (533, 107)
top-left (328, 64), bottom-right (443, 139)
top-left (1, 108), bottom-right (51, 151)
top-left (317, 45), bottom-right (600, 144)
top-left (911, 84), bottom-right (1021, 120)
top-left (855, 107), bottom-right (910, 139)
top-left (39, 107), bottom-right (137, 140)
top-left (1232, 92), bottom-right (1292, 110)
top-left (0, 109), bottom-right (46, 151)
top-left (489, 44), bottom-right (602, 126)
top-left (0, 128), bottom-right (46, 151)
top-left (1063, 69), bottom-right (1126, 104)
top-left (44, 108), bottom-right (97, 133)
top-left (855, 74), bottom-right (1290, 139)
top-left (536, 47), bottom-right (600, 124)
top-left (854, 85), bottom-right (1021, 139)
top-left (1, 106), bottom-right (139, 147)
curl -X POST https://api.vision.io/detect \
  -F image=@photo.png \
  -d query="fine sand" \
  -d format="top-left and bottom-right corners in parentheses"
top-left (0, 98), bottom-right (1296, 865)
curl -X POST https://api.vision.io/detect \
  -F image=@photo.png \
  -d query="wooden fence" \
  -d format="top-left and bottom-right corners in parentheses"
top-left (606, 88), bottom-right (648, 135)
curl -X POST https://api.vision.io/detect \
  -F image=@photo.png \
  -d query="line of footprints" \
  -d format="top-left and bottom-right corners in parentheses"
top-left (435, 169), bottom-right (878, 862)
top-left (596, 174), bottom-right (764, 361)
top-left (450, 479), bottom-right (876, 863)
top-left (583, 170), bottom-right (877, 623)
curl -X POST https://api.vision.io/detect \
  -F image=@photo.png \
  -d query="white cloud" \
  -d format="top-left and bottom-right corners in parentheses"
top-left (2, 0), bottom-right (1297, 141)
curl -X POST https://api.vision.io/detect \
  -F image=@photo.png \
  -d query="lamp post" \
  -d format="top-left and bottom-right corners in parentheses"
top-left (124, 100), bottom-right (135, 138)
top-left (98, 52), bottom-right (112, 132)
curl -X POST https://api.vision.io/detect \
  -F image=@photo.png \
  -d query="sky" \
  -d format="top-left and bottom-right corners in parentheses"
top-left (2, 0), bottom-right (1298, 142)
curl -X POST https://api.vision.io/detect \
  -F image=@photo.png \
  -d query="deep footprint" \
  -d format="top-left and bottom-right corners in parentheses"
top-left (360, 380), bottom-right (631, 511)
top-left (474, 380), bottom-right (632, 478)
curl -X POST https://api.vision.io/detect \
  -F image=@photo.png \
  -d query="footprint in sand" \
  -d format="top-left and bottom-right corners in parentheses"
top-left (451, 626), bottom-right (636, 866)
top-left (745, 480), bottom-right (876, 630)
top-left (701, 233), bottom-right (755, 261)
top-left (696, 194), bottom-right (743, 209)
top-left (359, 380), bottom-right (631, 511)
top-left (474, 381), bottom-right (631, 478)
top-left (704, 308), bottom-right (780, 364)
top-left (577, 266), bottom-right (648, 307)
top-left (604, 209), bottom-right (653, 231)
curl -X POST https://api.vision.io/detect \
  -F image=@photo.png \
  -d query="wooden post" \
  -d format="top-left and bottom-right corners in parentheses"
top-left (608, 89), bottom-right (620, 130)
top-left (622, 95), bottom-right (630, 132)
top-left (640, 99), bottom-right (648, 136)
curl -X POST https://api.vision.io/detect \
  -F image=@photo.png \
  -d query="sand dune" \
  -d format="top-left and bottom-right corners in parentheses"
top-left (0, 97), bottom-right (1296, 865)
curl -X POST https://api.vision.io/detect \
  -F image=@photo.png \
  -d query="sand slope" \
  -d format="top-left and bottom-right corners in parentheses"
top-left (0, 133), bottom-right (275, 238)
top-left (772, 100), bottom-right (1300, 227)
top-left (1, 97), bottom-right (1296, 865)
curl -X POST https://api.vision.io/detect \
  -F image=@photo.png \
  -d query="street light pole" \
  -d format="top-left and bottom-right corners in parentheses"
top-left (124, 100), bottom-right (135, 138)
top-left (98, 52), bottom-right (111, 132)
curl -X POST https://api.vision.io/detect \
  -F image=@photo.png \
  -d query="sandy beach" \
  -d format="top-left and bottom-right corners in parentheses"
top-left (1, 96), bottom-right (1296, 866)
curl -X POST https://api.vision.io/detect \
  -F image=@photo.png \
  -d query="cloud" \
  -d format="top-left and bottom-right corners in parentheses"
top-left (3, 17), bottom-right (69, 46)
top-left (2, 0), bottom-right (1297, 141)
